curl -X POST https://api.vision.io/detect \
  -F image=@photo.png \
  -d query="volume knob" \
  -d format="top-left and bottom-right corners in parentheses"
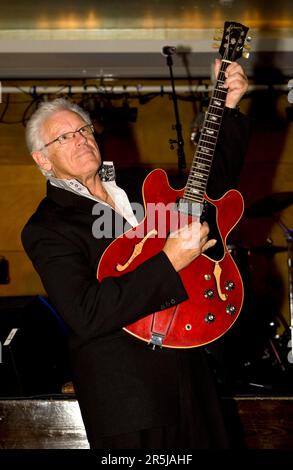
top-left (226, 304), bottom-right (236, 315)
top-left (205, 313), bottom-right (216, 323)
top-left (204, 289), bottom-right (215, 299)
top-left (225, 280), bottom-right (235, 291)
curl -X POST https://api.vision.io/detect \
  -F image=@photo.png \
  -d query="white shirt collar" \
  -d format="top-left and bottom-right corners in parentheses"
top-left (42, 162), bottom-right (139, 228)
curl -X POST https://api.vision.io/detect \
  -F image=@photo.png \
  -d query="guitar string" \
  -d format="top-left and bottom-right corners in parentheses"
top-left (184, 62), bottom-right (228, 203)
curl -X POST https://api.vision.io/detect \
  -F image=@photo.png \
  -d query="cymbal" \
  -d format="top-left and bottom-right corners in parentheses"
top-left (245, 192), bottom-right (293, 218)
top-left (250, 244), bottom-right (287, 255)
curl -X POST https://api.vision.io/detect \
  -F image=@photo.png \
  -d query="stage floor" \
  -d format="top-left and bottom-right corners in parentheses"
top-left (0, 395), bottom-right (292, 449)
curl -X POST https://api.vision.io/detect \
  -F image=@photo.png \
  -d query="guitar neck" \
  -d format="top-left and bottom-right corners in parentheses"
top-left (183, 60), bottom-right (230, 203)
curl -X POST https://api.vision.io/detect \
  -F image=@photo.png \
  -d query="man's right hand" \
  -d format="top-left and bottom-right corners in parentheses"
top-left (162, 221), bottom-right (217, 272)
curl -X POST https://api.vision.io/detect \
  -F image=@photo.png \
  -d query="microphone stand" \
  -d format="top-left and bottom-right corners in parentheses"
top-left (163, 47), bottom-right (186, 177)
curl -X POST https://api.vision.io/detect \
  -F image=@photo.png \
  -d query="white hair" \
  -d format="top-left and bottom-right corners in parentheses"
top-left (25, 97), bottom-right (92, 154)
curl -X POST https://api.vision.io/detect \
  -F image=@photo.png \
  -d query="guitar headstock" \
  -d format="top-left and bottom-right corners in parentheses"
top-left (214, 21), bottom-right (250, 61)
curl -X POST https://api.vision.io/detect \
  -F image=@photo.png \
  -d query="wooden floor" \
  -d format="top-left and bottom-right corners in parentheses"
top-left (0, 396), bottom-right (292, 449)
top-left (222, 396), bottom-right (293, 449)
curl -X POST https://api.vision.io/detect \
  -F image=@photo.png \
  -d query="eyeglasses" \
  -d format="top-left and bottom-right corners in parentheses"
top-left (39, 124), bottom-right (94, 151)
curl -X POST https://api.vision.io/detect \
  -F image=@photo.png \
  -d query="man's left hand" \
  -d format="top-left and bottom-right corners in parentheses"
top-left (214, 59), bottom-right (248, 109)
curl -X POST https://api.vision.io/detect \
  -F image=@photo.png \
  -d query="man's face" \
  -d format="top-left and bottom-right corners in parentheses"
top-left (39, 110), bottom-right (101, 180)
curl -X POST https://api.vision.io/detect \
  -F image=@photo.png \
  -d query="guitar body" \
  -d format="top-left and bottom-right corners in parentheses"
top-left (97, 169), bottom-right (244, 348)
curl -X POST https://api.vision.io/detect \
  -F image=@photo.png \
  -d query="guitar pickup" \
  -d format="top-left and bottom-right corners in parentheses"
top-left (176, 198), bottom-right (203, 217)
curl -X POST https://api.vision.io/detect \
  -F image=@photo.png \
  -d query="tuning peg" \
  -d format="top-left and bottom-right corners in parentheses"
top-left (213, 36), bottom-right (222, 41)
top-left (246, 36), bottom-right (252, 43)
top-left (242, 51), bottom-right (250, 59)
top-left (212, 43), bottom-right (220, 49)
top-left (244, 44), bottom-right (251, 50)
top-left (215, 28), bottom-right (223, 35)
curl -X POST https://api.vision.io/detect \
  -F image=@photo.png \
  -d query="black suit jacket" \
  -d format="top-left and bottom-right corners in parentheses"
top-left (21, 109), bottom-right (250, 442)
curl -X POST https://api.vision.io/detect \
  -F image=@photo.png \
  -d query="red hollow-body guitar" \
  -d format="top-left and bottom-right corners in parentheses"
top-left (97, 21), bottom-right (250, 348)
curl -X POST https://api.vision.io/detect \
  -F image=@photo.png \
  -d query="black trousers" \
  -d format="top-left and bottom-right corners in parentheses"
top-left (89, 351), bottom-right (230, 450)
top-left (90, 424), bottom-right (178, 449)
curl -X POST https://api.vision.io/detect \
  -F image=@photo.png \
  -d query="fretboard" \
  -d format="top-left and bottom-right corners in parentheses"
top-left (183, 60), bottom-right (230, 203)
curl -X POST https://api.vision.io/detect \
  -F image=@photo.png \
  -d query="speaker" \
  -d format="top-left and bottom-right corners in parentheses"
top-left (0, 296), bottom-right (71, 397)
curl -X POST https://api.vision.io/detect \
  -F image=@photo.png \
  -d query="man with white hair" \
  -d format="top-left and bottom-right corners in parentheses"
top-left (22, 60), bottom-right (250, 448)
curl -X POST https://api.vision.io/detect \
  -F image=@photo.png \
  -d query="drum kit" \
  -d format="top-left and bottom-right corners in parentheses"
top-left (226, 191), bottom-right (293, 391)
